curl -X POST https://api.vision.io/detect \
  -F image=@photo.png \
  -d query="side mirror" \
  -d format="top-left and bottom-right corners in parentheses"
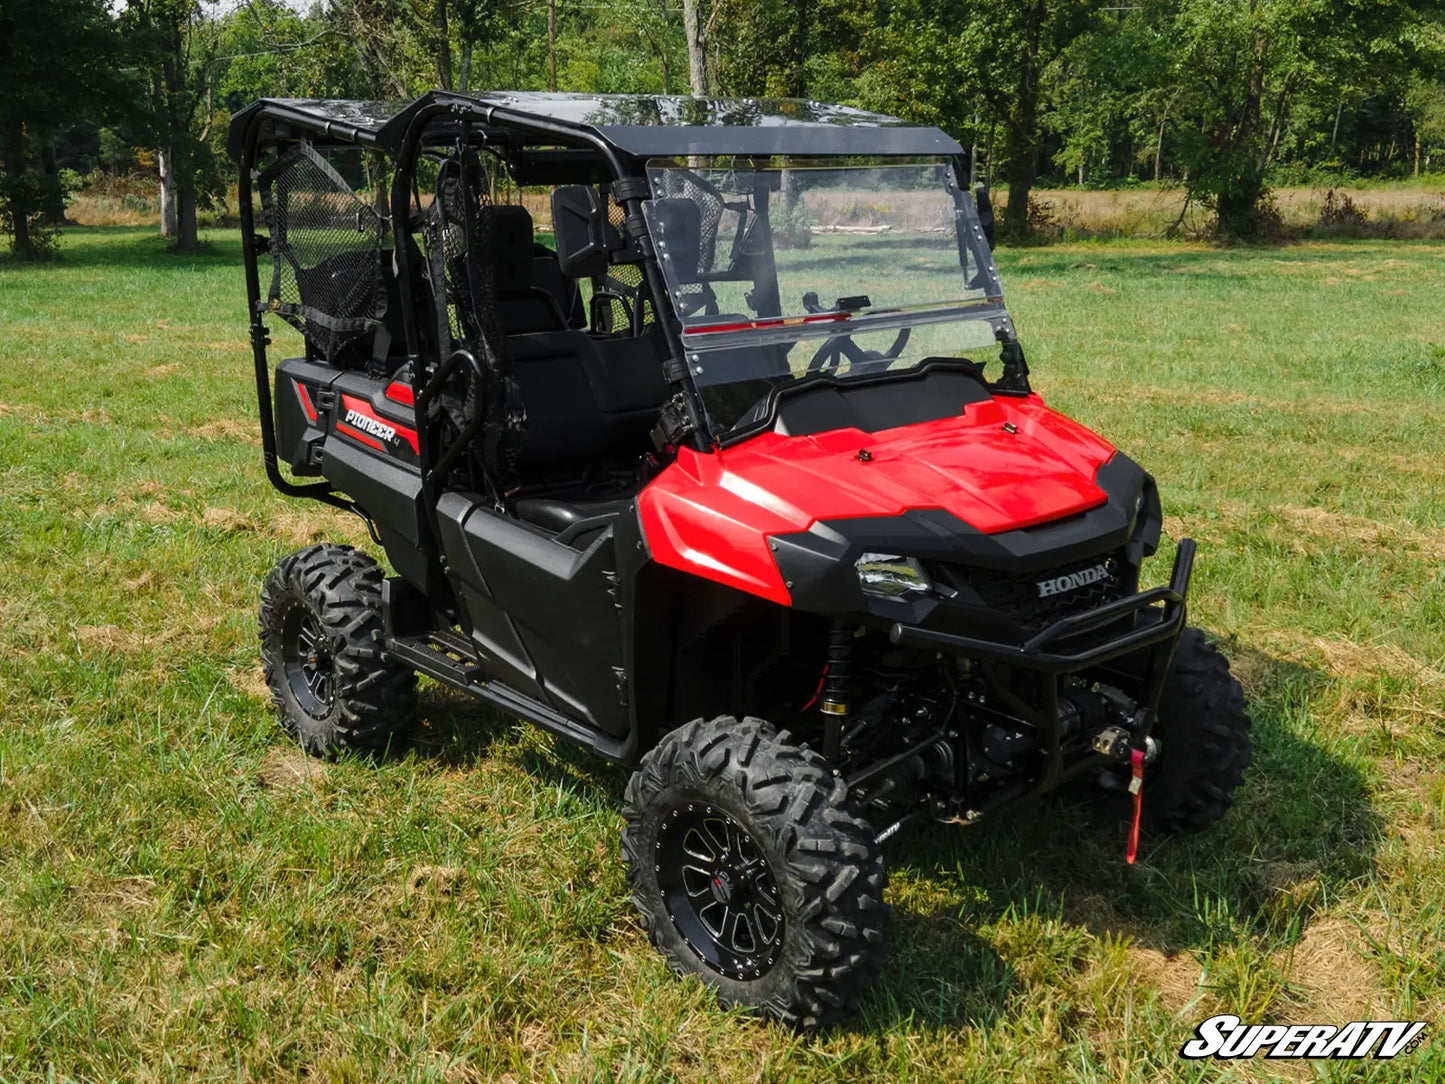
top-left (551, 185), bottom-right (612, 278)
top-left (973, 183), bottom-right (996, 251)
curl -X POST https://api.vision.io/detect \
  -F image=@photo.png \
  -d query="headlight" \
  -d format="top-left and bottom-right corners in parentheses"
top-left (855, 552), bottom-right (931, 598)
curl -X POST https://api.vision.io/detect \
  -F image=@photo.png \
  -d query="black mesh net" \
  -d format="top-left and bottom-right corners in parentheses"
top-left (595, 193), bottom-right (656, 333)
top-left (421, 156), bottom-right (487, 350)
top-left (257, 142), bottom-right (389, 364)
top-left (652, 169), bottom-right (725, 270)
top-left (416, 151), bottom-right (526, 498)
top-left (648, 169), bottom-right (736, 318)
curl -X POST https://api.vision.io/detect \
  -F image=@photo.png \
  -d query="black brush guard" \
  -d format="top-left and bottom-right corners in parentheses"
top-left (885, 538), bottom-right (1196, 816)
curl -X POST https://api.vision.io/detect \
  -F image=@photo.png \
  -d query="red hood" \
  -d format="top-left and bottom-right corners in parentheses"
top-left (638, 394), bottom-right (1116, 605)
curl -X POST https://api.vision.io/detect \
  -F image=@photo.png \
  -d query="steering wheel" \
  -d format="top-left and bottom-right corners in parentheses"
top-left (800, 291), bottom-right (910, 373)
top-left (806, 325), bottom-right (911, 374)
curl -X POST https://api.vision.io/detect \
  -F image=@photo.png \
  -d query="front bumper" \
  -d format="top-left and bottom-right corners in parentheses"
top-left (883, 539), bottom-right (1196, 817)
top-left (888, 538), bottom-right (1195, 673)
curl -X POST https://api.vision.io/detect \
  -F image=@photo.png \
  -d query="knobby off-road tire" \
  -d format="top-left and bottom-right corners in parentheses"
top-left (1144, 626), bottom-right (1252, 834)
top-left (621, 716), bottom-right (888, 1029)
top-left (259, 543), bottom-right (416, 757)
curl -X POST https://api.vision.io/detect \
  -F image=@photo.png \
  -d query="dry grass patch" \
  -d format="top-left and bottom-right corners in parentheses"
top-left (1279, 504), bottom-right (1445, 561)
top-left (255, 747), bottom-right (328, 790)
top-left (228, 664), bottom-right (271, 703)
top-left (186, 418), bottom-right (261, 443)
top-left (74, 623), bottom-right (150, 653)
top-left (139, 500), bottom-right (182, 524)
top-left (121, 569), bottom-right (160, 594)
top-left (84, 874), bottom-right (160, 915)
top-left (405, 864), bottom-right (468, 897)
top-left (1121, 945), bottom-right (1206, 1015)
top-left (1280, 916), bottom-right (1389, 1020)
top-left (271, 508), bottom-right (367, 548)
top-left (1303, 635), bottom-right (1442, 686)
top-left (202, 506), bottom-right (260, 533)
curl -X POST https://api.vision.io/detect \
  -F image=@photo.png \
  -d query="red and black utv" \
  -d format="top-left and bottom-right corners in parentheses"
top-left (229, 91), bottom-right (1250, 1027)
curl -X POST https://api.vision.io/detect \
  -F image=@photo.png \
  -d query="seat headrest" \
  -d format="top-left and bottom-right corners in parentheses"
top-left (475, 204), bottom-right (535, 296)
top-left (649, 198), bottom-right (702, 281)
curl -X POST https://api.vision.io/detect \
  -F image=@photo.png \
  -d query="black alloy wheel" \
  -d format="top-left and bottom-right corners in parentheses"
top-left (655, 802), bottom-right (786, 980)
top-left (282, 607), bottom-right (335, 715)
top-left (622, 716), bottom-right (888, 1029)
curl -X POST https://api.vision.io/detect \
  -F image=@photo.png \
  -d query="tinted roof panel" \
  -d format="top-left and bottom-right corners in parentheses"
top-left (231, 92), bottom-right (961, 160)
top-left (227, 98), bottom-right (407, 158)
top-left (467, 91), bottom-right (962, 156)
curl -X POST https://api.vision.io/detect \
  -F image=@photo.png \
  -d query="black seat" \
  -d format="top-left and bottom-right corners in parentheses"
top-left (532, 244), bottom-right (585, 329)
top-left (514, 495), bottom-right (632, 536)
top-left (473, 204), bottom-right (575, 335)
top-left (508, 328), bottom-right (669, 468)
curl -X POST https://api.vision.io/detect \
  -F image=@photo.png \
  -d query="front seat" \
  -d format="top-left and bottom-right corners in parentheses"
top-left (471, 204), bottom-right (574, 335)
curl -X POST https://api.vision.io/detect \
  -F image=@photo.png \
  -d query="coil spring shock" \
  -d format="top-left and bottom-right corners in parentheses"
top-left (819, 621), bottom-right (853, 759)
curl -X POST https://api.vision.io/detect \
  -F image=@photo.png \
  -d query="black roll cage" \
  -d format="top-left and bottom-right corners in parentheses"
top-left (234, 94), bottom-right (1011, 527)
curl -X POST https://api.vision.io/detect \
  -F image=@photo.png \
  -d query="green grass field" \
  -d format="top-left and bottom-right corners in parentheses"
top-left (1, 227), bottom-right (1443, 1082)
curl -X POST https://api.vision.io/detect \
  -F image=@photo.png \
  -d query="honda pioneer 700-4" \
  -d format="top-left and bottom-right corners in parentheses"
top-left (229, 92), bottom-right (1251, 1027)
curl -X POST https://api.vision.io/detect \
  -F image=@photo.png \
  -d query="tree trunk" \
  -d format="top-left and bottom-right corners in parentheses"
top-left (999, 1), bottom-right (1043, 240)
top-left (548, 0), bottom-right (558, 91)
top-left (1416, 131), bottom-right (1421, 177)
top-left (39, 139), bottom-right (67, 225)
top-left (158, 148), bottom-right (178, 238)
top-left (1001, 120), bottom-right (1038, 239)
top-left (175, 171), bottom-right (198, 253)
top-left (433, 0), bottom-right (453, 90)
top-left (459, 41), bottom-right (473, 92)
top-left (1154, 90), bottom-right (1180, 182)
top-left (1213, 32), bottom-right (1267, 239)
top-left (4, 120), bottom-right (34, 260)
top-left (785, 0), bottom-right (808, 98)
top-left (682, 0), bottom-right (710, 95)
top-left (985, 120), bottom-right (996, 192)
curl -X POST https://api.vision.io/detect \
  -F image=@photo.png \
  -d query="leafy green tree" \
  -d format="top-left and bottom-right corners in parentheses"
top-left (215, 2), bottom-right (361, 111)
top-left (0, 0), bottom-right (120, 258)
top-left (854, 4), bottom-right (972, 133)
top-left (1407, 76), bottom-right (1445, 170)
top-left (1167, 0), bottom-right (1440, 238)
top-left (957, 0), bottom-right (1104, 239)
top-left (123, 0), bottom-right (226, 252)
top-left (1047, 9), bottom-right (1175, 184)
top-left (856, 0), bottom-right (1103, 238)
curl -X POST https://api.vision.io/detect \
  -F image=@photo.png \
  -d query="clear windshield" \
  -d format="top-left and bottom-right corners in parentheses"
top-left (642, 156), bottom-right (1010, 432)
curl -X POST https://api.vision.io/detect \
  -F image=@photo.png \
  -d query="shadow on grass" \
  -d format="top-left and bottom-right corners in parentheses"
top-left (0, 225), bottom-right (241, 271)
top-left (409, 685), bottom-right (632, 799)
top-left (884, 641), bottom-right (1377, 943)
top-left (389, 639), bottom-right (1376, 1033)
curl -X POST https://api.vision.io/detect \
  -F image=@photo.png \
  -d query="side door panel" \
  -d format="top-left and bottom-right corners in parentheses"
top-left (435, 493), bottom-right (628, 737)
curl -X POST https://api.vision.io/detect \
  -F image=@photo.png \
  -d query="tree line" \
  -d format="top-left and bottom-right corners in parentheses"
top-left (4, 0), bottom-right (1445, 259)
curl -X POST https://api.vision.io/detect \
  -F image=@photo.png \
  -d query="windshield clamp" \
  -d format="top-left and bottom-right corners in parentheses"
top-left (652, 392), bottom-right (698, 450)
top-left (662, 355), bottom-right (691, 384)
top-left (622, 214), bottom-right (654, 258)
top-left (611, 177), bottom-right (650, 204)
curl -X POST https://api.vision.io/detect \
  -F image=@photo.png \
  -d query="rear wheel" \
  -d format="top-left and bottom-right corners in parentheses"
top-left (622, 716), bottom-right (888, 1029)
top-left (259, 543), bottom-right (416, 757)
top-left (1140, 626), bottom-right (1252, 833)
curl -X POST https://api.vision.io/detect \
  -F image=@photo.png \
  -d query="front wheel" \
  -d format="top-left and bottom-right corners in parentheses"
top-left (1141, 626), bottom-right (1253, 833)
top-left (621, 716), bottom-right (888, 1029)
